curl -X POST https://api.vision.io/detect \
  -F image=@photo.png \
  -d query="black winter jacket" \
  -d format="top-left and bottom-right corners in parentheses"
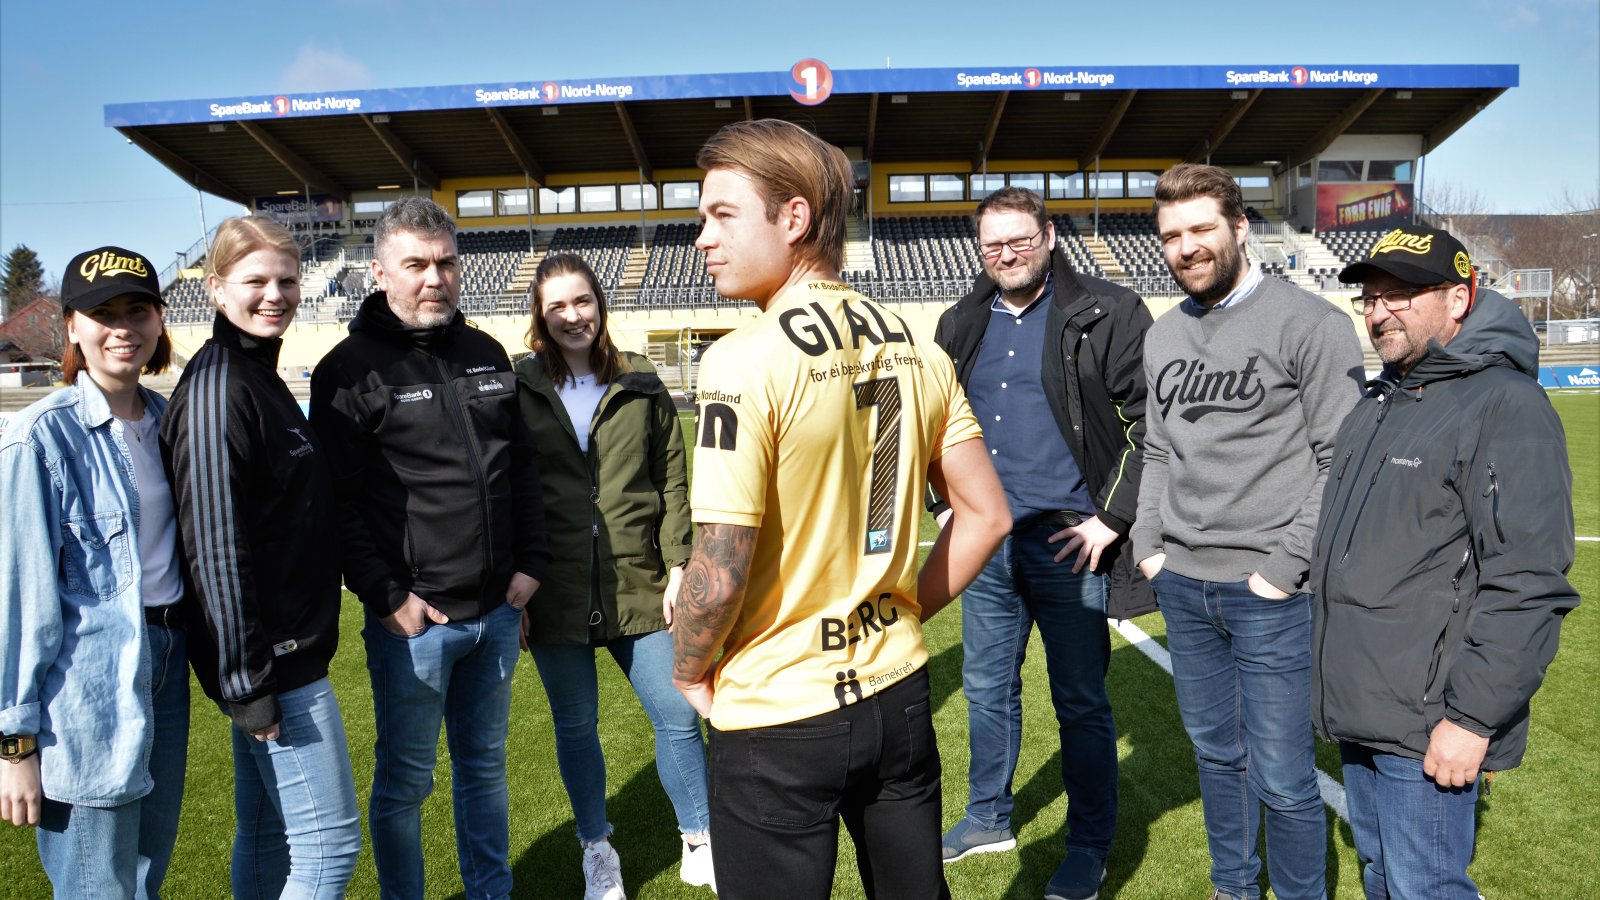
top-left (932, 250), bottom-right (1156, 618)
top-left (1310, 289), bottom-right (1578, 770)
top-left (162, 314), bottom-right (342, 732)
top-left (309, 293), bottom-right (550, 621)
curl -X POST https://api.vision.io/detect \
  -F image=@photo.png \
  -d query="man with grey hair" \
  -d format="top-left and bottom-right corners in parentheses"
top-left (311, 196), bottom-right (548, 899)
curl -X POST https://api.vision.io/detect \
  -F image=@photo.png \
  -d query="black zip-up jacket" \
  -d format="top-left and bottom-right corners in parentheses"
top-left (162, 313), bottom-right (342, 732)
top-left (931, 249), bottom-right (1156, 618)
top-left (1310, 289), bottom-right (1578, 770)
top-left (309, 292), bottom-right (550, 621)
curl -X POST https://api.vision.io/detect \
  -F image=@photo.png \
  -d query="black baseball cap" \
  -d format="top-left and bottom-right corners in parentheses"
top-left (1338, 225), bottom-right (1474, 286)
top-left (60, 246), bottom-right (164, 313)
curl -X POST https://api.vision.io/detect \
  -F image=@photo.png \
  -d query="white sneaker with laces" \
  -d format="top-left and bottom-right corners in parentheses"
top-left (679, 833), bottom-right (716, 892)
top-left (582, 838), bottom-right (626, 900)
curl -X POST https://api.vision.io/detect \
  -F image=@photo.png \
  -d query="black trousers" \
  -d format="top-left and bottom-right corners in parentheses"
top-left (708, 667), bottom-right (951, 900)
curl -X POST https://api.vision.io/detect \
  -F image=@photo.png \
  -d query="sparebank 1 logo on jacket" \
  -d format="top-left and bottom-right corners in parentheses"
top-left (1152, 355), bottom-right (1266, 422)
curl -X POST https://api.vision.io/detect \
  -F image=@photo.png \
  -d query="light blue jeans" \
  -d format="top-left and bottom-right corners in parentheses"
top-left (528, 629), bottom-right (710, 843)
top-left (229, 677), bottom-right (362, 899)
top-left (362, 600), bottom-right (521, 900)
top-left (36, 621), bottom-right (189, 899)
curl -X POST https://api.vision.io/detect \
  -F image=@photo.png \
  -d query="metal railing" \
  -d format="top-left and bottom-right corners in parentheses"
top-left (160, 228), bottom-right (219, 290)
top-left (1414, 198), bottom-right (1510, 282)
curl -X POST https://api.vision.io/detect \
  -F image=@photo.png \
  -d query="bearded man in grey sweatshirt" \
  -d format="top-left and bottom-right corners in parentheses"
top-left (1131, 164), bottom-right (1362, 900)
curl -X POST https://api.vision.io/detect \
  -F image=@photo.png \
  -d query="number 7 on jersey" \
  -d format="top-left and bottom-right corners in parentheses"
top-left (854, 377), bottom-right (901, 555)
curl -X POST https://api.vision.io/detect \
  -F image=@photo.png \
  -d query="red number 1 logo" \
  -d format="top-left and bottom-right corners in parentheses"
top-left (789, 58), bottom-right (833, 106)
top-left (273, 96), bottom-right (289, 115)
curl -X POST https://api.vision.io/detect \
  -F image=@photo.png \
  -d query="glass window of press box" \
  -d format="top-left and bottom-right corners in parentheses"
top-left (457, 190), bottom-right (494, 218)
top-left (662, 181), bottom-right (700, 210)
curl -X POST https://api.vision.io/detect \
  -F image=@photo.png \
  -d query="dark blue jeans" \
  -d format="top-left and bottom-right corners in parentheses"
top-left (362, 601), bottom-right (521, 900)
top-left (707, 667), bottom-right (949, 900)
top-left (1341, 743), bottom-right (1481, 899)
top-left (958, 522), bottom-right (1116, 857)
top-left (1154, 569), bottom-right (1326, 900)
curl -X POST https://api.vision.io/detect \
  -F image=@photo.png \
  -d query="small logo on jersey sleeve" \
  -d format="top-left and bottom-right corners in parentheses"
top-left (696, 400), bottom-right (738, 451)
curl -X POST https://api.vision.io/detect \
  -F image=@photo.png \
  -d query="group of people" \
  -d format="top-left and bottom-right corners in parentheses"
top-left (1, 196), bottom-right (711, 899)
top-left (0, 118), bottom-right (1576, 900)
top-left (930, 164), bottom-right (1577, 900)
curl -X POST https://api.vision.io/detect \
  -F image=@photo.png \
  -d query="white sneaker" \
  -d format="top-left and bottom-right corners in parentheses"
top-left (582, 838), bottom-right (626, 900)
top-left (679, 833), bottom-right (716, 892)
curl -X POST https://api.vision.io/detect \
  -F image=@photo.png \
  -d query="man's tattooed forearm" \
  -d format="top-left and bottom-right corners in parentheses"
top-left (672, 523), bottom-right (756, 682)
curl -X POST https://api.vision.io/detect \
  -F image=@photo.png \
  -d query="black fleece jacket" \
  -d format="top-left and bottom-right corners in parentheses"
top-left (162, 314), bottom-right (342, 732)
top-left (309, 292), bottom-right (550, 621)
top-left (1311, 289), bottom-right (1578, 769)
top-left (932, 249), bottom-right (1156, 619)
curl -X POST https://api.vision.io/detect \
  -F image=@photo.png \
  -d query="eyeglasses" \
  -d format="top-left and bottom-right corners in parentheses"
top-left (979, 228), bottom-right (1046, 260)
top-left (1349, 283), bottom-right (1453, 315)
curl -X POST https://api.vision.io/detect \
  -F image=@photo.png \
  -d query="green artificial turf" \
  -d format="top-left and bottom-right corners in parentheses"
top-left (3, 401), bottom-right (1594, 898)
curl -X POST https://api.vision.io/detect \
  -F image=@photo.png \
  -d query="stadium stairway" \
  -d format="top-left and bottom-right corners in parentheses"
top-left (843, 212), bottom-right (875, 274)
top-left (1078, 233), bottom-right (1126, 279)
top-left (1286, 232), bottom-right (1347, 289)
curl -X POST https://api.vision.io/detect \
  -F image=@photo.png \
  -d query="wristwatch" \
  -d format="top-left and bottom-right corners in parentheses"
top-left (1, 734), bottom-right (38, 763)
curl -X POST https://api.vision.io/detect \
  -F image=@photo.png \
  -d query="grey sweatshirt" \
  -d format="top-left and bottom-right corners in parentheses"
top-left (1131, 276), bottom-right (1363, 592)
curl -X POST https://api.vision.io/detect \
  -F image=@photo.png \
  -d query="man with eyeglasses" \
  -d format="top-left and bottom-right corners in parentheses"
top-left (1132, 164), bottom-right (1362, 900)
top-left (1310, 225), bottom-right (1577, 899)
top-left (930, 186), bottom-right (1154, 900)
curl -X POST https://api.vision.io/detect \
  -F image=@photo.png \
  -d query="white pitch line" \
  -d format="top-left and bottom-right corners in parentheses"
top-left (913, 531), bottom-right (1600, 817)
top-left (1111, 617), bottom-right (1349, 825)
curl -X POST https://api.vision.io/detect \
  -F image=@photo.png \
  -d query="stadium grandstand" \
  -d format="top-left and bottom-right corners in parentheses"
top-left (104, 60), bottom-right (1524, 380)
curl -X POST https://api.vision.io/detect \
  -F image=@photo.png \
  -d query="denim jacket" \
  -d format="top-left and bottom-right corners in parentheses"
top-left (0, 373), bottom-right (168, 807)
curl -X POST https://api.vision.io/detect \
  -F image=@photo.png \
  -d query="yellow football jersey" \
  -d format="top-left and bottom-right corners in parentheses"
top-left (691, 280), bottom-right (983, 730)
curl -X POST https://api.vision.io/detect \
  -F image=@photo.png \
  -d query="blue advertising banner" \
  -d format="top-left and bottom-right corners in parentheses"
top-left (105, 62), bottom-right (1519, 127)
top-left (1539, 366), bottom-right (1600, 389)
top-left (255, 194), bottom-right (344, 224)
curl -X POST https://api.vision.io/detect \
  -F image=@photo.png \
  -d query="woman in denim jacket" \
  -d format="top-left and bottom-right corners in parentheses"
top-left (0, 246), bottom-right (188, 897)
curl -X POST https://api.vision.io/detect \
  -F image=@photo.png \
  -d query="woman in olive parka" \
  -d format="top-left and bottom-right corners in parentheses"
top-left (513, 253), bottom-right (711, 897)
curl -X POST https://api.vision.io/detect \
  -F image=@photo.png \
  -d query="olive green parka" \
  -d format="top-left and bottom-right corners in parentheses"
top-left (514, 351), bottom-right (691, 644)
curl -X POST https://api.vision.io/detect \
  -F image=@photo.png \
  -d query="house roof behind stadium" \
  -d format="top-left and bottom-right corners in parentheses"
top-left (107, 62), bottom-right (1517, 205)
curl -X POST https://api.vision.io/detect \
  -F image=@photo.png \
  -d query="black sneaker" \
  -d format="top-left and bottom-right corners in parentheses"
top-left (1044, 851), bottom-right (1106, 900)
top-left (940, 817), bottom-right (1017, 863)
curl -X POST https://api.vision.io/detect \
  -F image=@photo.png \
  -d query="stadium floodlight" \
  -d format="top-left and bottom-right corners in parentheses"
top-left (376, 184), bottom-right (401, 190)
top-left (891, 94), bottom-right (908, 104)
top-left (1395, 90), bottom-right (1413, 99)
top-left (1062, 92), bottom-right (1080, 101)
top-left (1230, 90), bottom-right (1249, 100)
top-left (542, 107), bottom-right (559, 116)
top-left (208, 123), bottom-right (227, 133)
top-left (373, 114), bottom-right (391, 123)
top-left (276, 190), bottom-right (298, 196)
top-left (714, 99), bottom-right (733, 109)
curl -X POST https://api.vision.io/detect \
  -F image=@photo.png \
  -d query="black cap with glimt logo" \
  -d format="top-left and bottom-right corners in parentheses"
top-left (60, 246), bottom-right (165, 313)
top-left (1337, 225), bottom-right (1474, 287)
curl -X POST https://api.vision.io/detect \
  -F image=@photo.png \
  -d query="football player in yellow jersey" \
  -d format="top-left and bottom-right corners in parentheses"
top-left (669, 118), bottom-right (1009, 899)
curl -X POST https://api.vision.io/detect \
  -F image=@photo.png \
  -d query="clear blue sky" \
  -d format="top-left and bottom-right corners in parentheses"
top-left (3, 0), bottom-right (1596, 284)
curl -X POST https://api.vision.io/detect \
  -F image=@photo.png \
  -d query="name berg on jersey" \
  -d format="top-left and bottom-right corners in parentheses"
top-left (779, 297), bottom-right (912, 357)
top-left (820, 592), bottom-right (905, 651)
